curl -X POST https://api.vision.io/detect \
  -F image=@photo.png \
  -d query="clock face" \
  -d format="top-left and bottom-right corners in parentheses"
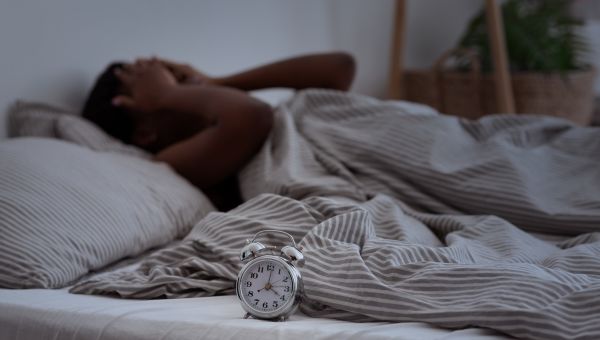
top-left (239, 257), bottom-right (295, 315)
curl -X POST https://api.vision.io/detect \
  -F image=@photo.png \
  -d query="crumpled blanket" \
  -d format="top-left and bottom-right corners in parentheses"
top-left (72, 90), bottom-right (600, 340)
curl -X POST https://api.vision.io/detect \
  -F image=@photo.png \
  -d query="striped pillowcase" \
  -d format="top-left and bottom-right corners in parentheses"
top-left (7, 101), bottom-right (65, 138)
top-left (8, 100), bottom-right (150, 158)
top-left (0, 137), bottom-right (215, 288)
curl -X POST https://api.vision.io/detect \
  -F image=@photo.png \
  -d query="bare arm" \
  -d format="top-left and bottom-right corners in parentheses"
top-left (153, 86), bottom-right (272, 189)
top-left (215, 52), bottom-right (356, 91)
top-left (113, 60), bottom-right (272, 189)
top-left (162, 52), bottom-right (356, 92)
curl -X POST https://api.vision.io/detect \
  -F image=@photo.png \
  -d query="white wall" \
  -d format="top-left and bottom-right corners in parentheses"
top-left (8, 0), bottom-right (569, 138)
top-left (0, 0), bottom-right (496, 138)
top-left (405, 0), bottom-right (482, 69)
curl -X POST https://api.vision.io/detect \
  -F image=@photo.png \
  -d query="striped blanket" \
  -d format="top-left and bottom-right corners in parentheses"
top-left (72, 90), bottom-right (600, 340)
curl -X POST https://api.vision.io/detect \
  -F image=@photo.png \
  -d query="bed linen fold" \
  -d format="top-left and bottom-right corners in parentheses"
top-left (72, 90), bottom-right (600, 340)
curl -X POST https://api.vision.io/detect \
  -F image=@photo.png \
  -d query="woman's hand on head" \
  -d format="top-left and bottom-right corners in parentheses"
top-left (157, 58), bottom-right (216, 86)
top-left (112, 59), bottom-right (178, 113)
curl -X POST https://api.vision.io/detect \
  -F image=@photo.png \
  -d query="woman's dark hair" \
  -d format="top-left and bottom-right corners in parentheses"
top-left (81, 62), bottom-right (134, 143)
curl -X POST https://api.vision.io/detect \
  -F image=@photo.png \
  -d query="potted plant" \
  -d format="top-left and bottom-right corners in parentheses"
top-left (456, 0), bottom-right (596, 124)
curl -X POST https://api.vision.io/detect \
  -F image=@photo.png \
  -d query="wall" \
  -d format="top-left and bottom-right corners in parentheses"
top-left (0, 0), bottom-right (355, 137)
top-left (0, 0), bottom-right (496, 138)
top-left (8, 0), bottom-right (585, 138)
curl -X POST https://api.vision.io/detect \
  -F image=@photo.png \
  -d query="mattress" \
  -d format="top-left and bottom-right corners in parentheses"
top-left (0, 288), bottom-right (510, 340)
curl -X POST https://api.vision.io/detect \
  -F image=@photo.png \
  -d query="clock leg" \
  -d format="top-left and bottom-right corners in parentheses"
top-left (243, 312), bottom-right (252, 319)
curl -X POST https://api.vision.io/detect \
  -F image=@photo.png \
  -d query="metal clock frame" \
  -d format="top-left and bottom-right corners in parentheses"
top-left (236, 254), bottom-right (303, 321)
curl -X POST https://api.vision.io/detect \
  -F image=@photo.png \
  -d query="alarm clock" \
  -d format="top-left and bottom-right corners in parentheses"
top-left (236, 230), bottom-right (304, 321)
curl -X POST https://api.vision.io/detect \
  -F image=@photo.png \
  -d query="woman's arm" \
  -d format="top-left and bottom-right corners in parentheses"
top-left (161, 52), bottom-right (356, 92)
top-left (152, 85), bottom-right (272, 189)
top-left (214, 52), bottom-right (356, 91)
top-left (113, 60), bottom-right (273, 189)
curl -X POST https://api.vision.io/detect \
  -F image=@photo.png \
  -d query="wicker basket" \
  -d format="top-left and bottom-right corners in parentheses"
top-left (404, 49), bottom-right (597, 125)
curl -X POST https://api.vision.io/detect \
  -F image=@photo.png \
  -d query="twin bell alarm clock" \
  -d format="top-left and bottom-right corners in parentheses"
top-left (236, 230), bottom-right (304, 321)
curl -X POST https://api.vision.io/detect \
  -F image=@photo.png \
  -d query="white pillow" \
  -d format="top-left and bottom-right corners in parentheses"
top-left (7, 100), bottom-right (150, 158)
top-left (0, 138), bottom-right (215, 288)
top-left (7, 101), bottom-right (65, 138)
top-left (56, 114), bottom-right (150, 158)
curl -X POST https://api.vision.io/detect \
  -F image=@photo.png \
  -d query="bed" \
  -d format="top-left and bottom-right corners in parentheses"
top-left (2, 89), bottom-right (600, 340)
top-left (0, 269), bottom-right (508, 340)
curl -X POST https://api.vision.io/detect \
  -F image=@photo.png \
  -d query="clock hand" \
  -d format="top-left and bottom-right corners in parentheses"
top-left (267, 268), bottom-right (273, 284)
top-left (259, 281), bottom-right (273, 292)
top-left (258, 282), bottom-right (269, 292)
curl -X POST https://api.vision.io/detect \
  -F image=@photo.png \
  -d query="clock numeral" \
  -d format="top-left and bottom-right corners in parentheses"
top-left (250, 273), bottom-right (258, 279)
top-left (247, 291), bottom-right (254, 297)
top-left (280, 295), bottom-right (286, 301)
top-left (246, 281), bottom-right (252, 287)
top-left (278, 268), bottom-right (281, 275)
top-left (267, 264), bottom-right (274, 271)
top-left (257, 266), bottom-right (264, 273)
top-left (262, 302), bottom-right (268, 309)
top-left (254, 299), bottom-right (259, 305)
top-left (273, 301), bottom-right (278, 308)
top-left (284, 286), bottom-right (290, 292)
top-left (283, 277), bottom-right (288, 283)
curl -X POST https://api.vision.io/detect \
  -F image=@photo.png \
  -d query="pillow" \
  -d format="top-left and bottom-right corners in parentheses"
top-left (56, 114), bottom-right (150, 158)
top-left (7, 101), bottom-right (66, 138)
top-left (7, 100), bottom-right (150, 158)
top-left (0, 137), bottom-right (215, 288)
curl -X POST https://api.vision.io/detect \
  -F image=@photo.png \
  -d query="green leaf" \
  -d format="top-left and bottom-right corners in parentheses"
top-left (457, 0), bottom-right (588, 72)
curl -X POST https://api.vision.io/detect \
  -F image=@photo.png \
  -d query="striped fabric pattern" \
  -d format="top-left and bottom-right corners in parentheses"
top-left (7, 101), bottom-right (66, 138)
top-left (8, 100), bottom-right (151, 158)
top-left (0, 138), bottom-right (215, 288)
top-left (71, 90), bottom-right (600, 339)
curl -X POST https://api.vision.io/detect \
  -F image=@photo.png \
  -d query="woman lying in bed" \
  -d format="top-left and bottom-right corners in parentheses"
top-left (82, 53), bottom-right (356, 211)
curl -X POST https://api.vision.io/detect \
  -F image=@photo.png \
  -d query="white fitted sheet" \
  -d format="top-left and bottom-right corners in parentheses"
top-left (0, 288), bottom-right (511, 340)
